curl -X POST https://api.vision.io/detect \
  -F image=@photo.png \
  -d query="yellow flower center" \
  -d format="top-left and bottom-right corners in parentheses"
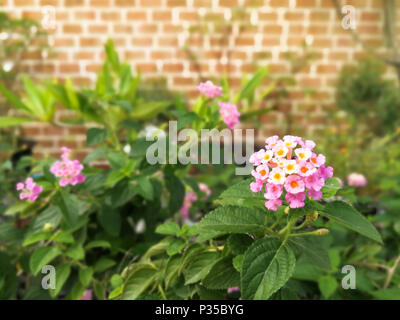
top-left (260, 169), bottom-right (267, 176)
top-left (274, 173), bottom-right (281, 180)
top-left (277, 150), bottom-right (284, 156)
top-left (287, 164), bottom-right (294, 171)
top-left (299, 152), bottom-right (305, 159)
top-left (301, 167), bottom-right (308, 173)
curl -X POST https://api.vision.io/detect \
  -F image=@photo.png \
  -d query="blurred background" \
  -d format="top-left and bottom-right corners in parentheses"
top-left (1, 0), bottom-right (400, 194)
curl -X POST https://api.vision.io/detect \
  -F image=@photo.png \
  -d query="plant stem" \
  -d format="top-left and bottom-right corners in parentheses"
top-left (383, 254), bottom-right (400, 289)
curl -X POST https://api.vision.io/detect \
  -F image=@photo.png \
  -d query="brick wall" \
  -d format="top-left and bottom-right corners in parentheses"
top-left (1, 0), bottom-right (397, 159)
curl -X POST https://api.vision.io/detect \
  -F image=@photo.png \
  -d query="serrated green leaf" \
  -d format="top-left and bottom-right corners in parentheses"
top-left (321, 201), bottom-right (382, 243)
top-left (241, 238), bottom-right (296, 300)
top-left (227, 234), bottom-right (254, 255)
top-left (30, 246), bottom-right (60, 275)
top-left (184, 252), bottom-right (219, 285)
top-left (199, 206), bottom-right (266, 236)
top-left (86, 128), bottom-right (108, 147)
top-left (202, 256), bottom-right (240, 289)
top-left (122, 267), bottom-right (158, 300)
top-left (217, 179), bottom-right (265, 209)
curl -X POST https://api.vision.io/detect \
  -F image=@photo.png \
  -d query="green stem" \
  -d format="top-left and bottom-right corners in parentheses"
top-left (158, 284), bottom-right (167, 300)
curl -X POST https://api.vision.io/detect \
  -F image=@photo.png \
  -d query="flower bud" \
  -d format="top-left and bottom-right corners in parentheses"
top-left (316, 228), bottom-right (329, 236)
top-left (43, 223), bottom-right (53, 232)
top-left (284, 206), bottom-right (290, 215)
top-left (306, 211), bottom-right (319, 222)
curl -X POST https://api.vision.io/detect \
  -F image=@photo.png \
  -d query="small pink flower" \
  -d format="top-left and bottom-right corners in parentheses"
top-left (253, 164), bottom-right (269, 181)
top-left (197, 80), bottom-right (223, 98)
top-left (16, 177), bottom-right (43, 202)
top-left (199, 183), bottom-right (211, 199)
top-left (310, 153), bottom-right (326, 167)
top-left (81, 290), bottom-right (92, 300)
top-left (284, 175), bottom-right (305, 194)
top-left (265, 199), bottom-right (282, 211)
top-left (264, 183), bottom-right (283, 200)
top-left (304, 173), bottom-right (325, 191)
top-left (318, 165), bottom-right (333, 179)
top-left (347, 173), bottom-right (367, 187)
top-left (50, 147), bottom-right (85, 187)
top-left (250, 180), bottom-right (264, 193)
top-left (285, 192), bottom-right (306, 208)
top-left (308, 188), bottom-right (322, 200)
top-left (227, 287), bottom-right (240, 294)
top-left (265, 135), bottom-right (279, 149)
top-left (180, 192), bottom-right (197, 219)
top-left (298, 161), bottom-right (316, 177)
top-left (218, 102), bottom-right (240, 130)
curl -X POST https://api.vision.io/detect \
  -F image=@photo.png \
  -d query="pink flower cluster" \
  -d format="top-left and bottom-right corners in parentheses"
top-left (249, 135), bottom-right (333, 211)
top-left (347, 173), bottom-right (367, 187)
top-left (16, 177), bottom-right (43, 202)
top-left (180, 183), bottom-right (211, 219)
top-left (218, 102), bottom-right (241, 130)
top-left (197, 80), bottom-right (241, 130)
top-left (197, 80), bottom-right (223, 98)
top-left (50, 147), bottom-right (85, 187)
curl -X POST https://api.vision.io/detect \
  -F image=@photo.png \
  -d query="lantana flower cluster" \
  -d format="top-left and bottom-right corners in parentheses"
top-left (50, 147), bottom-right (86, 187)
top-left (16, 177), bottom-right (43, 202)
top-left (16, 147), bottom-right (86, 202)
top-left (197, 80), bottom-right (240, 130)
top-left (249, 135), bottom-right (333, 211)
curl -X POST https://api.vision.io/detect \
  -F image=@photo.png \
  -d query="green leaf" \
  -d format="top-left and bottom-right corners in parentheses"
top-left (65, 244), bottom-right (85, 261)
top-left (321, 178), bottom-right (341, 198)
top-left (165, 170), bottom-right (185, 214)
top-left (86, 128), bottom-right (109, 147)
top-left (155, 222), bottom-right (181, 236)
top-left (241, 238), bottom-right (296, 300)
top-left (98, 206), bottom-right (121, 237)
top-left (94, 258), bottom-right (116, 273)
top-left (233, 254), bottom-right (244, 272)
top-left (122, 267), bottom-right (158, 300)
top-left (85, 240), bottom-right (111, 250)
top-left (23, 231), bottom-right (52, 247)
top-left (30, 246), bottom-right (61, 276)
top-left (167, 239), bottom-right (186, 256)
top-left (202, 256), bottom-right (240, 289)
top-left (131, 101), bottom-right (171, 120)
top-left (184, 252), bottom-right (219, 285)
top-left (235, 66), bottom-right (268, 103)
top-left (134, 176), bottom-right (154, 201)
top-left (227, 234), bottom-right (254, 255)
top-left (198, 206), bottom-right (267, 236)
top-left (318, 276), bottom-right (338, 299)
top-left (321, 201), bottom-right (383, 243)
top-left (50, 264), bottom-right (71, 298)
top-left (370, 288), bottom-right (400, 300)
top-left (217, 179), bottom-right (265, 209)
top-left (0, 82), bottom-right (31, 114)
top-left (0, 116), bottom-right (32, 128)
top-left (288, 237), bottom-right (331, 270)
top-left (0, 253), bottom-right (18, 299)
top-left (79, 267), bottom-right (94, 287)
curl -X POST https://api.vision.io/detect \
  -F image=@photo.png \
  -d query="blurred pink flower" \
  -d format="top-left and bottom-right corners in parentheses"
top-left (197, 80), bottom-right (223, 98)
top-left (218, 102), bottom-right (240, 130)
top-left (81, 290), bottom-right (92, 300)
top-left (50, 147), bottom-right (85, 187)
top-left (16, 177), bottom-right (43, 202)
top-left (347, 173), bottom-right (367, 187)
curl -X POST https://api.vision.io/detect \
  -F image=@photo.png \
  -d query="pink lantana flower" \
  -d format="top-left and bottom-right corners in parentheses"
top-left (318, 165), bottom-right (333, 179)
top-left (310, 153), bottom-right (326, 167)
top-left (265, 199), bottom-right (283, 211)
top-left (298, 161), bottom-right (316, 177)
top-left (16, 177), bottom-right (43, 202)
top-left (50, 147), bottom-right (85, 187)
top-left (250, 180), bottom-right (264, 193)
top-left (304, 173), bottom-right (325, 191)
top-left (347, 173), bottom-right (367, 187)
top-left (197, 80), bottom-right (223, 98)
top-left (285, 192), bottom-right (306, 209)
top-left (218, 102), bottom-right (240, 130)
top-left (284, 175), bottom-right (305, 194)
top-left (264, 183), bottom-right (283, 200)
top-left (308, 188), bottom-right (322, 201)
